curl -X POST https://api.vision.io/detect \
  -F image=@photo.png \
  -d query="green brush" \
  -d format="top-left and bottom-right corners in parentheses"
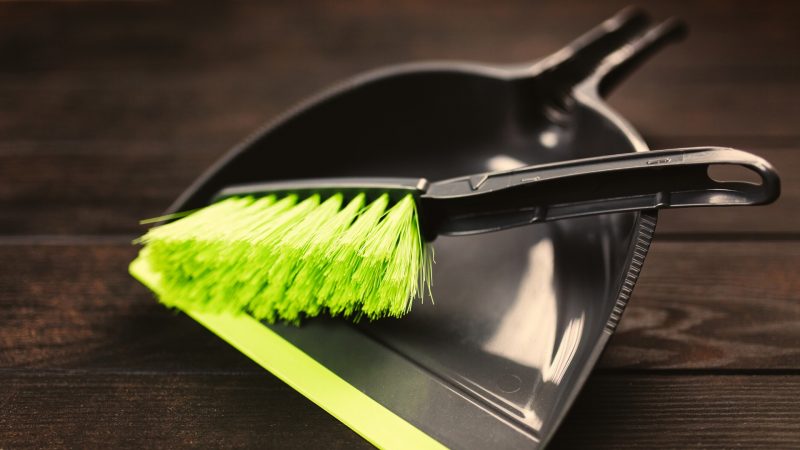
top-left (132, 192), bottom-right (430, 323)
top-left (130, 147), bottom-right (778, 323)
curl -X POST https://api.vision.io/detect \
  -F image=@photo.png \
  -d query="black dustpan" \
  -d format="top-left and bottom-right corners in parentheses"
top-left (156, 8), bottom-right (780, 449)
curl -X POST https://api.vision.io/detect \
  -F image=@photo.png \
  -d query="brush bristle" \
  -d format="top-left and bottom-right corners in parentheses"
top-left (129, 193), bottom-right (432, 323)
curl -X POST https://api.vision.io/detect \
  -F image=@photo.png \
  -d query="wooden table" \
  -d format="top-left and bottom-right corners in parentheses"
top-left (2, 1), bottom-right (798, 448)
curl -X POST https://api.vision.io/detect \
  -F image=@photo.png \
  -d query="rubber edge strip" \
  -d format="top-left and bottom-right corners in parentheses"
top-left (130, 256), bottom-right (447, 450)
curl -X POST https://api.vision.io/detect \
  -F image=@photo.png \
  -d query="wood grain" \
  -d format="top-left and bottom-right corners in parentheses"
top-left (551, 374), bottom-right (800, 449)
top-left (4, 1), bottom-right (797, 72)
top-left (0, 1), bottom-right (798, 142)
top-left (0, 141), bottom-right (220, 235)
top-left (0, 241), bottom-right (797, 372)
top-left (0, 370), bottom-right (372, 449)
top-left (0, 244), bottom-right (254, 371)
top-left (2, 371), bottom-right (797, 449)
top-left (602, 240), bottom-right (800, 369)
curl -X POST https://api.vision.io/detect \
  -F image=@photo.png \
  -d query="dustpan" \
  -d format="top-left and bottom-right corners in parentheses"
top-left (143, 8), bottom-right (778, 449)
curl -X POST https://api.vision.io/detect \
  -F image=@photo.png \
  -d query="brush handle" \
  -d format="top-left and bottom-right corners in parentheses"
top-left (212, 147), bottom-right (780, 239)
top-left (423, 147), bottom-right (780, 236)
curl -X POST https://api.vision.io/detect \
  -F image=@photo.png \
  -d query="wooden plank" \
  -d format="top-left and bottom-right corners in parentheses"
top-left (0, 370), bottom-right (372, 449)
top-left (608, 79), bottom-right (800, 139)
top-left (2, 1), bottom-right (797, 72)
top-left (0, 241), bottom-right (797, 371)
top-left (1, 371), bottom-right (797, 448)
top-left (600, 240), bottom-right (800, 369)
top-left (0, 1), bottom-right (798, 141)
top-left (552, 374), bottom-right (800, 449)
top-left (0, 141), bottom-right (220, 235)
top-left (0, 243), bottom-right (255, 371)
top-left (0, 71), bottom-right (280, 143)
top-left (1, 143), bottom-right (796, 235)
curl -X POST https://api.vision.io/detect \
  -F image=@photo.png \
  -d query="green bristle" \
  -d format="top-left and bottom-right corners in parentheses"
top-left (130, 192), bottom-right (432, 323)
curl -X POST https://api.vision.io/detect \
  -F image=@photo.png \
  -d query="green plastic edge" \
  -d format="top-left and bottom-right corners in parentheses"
top-left (130, 257), bottom-right (446, 450)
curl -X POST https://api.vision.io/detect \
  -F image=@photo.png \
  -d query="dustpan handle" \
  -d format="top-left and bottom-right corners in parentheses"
top-left (587, 18), bottom-right (688, 98)
top-left (423, 147), bottom-right (780, 235)
top-left (538, 7), bottom-right (687, 99)
top-left (536, 7), bottom-right (650, 87)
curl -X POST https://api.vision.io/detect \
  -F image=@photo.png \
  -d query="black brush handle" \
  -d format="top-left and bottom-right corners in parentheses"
top-left (422, 147), bottom-right (780, 236)
top-left (213, 147), bottom-right (780, 239)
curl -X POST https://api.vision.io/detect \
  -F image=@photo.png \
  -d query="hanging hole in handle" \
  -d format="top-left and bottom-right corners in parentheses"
top-left (707, 164), bottom-right (764, 186)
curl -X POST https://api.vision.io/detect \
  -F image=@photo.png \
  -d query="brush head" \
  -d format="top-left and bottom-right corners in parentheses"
top-left (130, 192), bottom-right (432, 323)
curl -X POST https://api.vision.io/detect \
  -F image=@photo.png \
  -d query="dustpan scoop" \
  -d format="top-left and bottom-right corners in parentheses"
top-left (145, 8), bottom-right (782, 449)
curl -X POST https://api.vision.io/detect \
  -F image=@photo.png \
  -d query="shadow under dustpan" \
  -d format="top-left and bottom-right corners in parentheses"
top-left (156, 8), bottom-right (703, 449)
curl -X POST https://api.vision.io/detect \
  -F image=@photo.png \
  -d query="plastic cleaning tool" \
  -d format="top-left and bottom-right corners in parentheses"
top-left (132, 147), bottom-right (777, 322)
top-left (130, 8), bottom-right (782, 449)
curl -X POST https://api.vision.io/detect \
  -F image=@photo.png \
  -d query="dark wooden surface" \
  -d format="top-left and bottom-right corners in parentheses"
top-left (2, 0), bottom-right (798, 448)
